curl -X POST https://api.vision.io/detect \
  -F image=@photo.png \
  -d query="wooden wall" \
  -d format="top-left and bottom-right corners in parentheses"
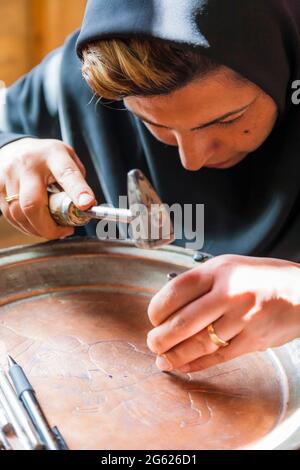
top-left (0, 0), bottom-right (87, 85)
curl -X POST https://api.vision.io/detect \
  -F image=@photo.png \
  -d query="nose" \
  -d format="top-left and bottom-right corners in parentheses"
top-left (176, 132), bottom-right (219, 171)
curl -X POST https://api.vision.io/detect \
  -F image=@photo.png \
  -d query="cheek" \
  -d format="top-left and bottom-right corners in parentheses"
top-left (217, 118), bottom-right (263, 151)
top-left (234, 100), bottom-right (277, 150)
top-left (234, 122), bottom-right (267, 150)
top-left (225, 129), bottom-right (256, 152)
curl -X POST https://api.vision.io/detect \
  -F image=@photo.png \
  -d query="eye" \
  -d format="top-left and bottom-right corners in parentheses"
top-left (216, 112), bottom-right (245, 127)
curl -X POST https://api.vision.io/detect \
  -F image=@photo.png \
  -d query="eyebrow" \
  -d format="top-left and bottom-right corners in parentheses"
top-left (125, 102), bottom-right (253, 132)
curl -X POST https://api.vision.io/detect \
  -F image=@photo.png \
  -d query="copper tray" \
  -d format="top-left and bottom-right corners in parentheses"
top-left (0, 238), bottom-right (299, 450)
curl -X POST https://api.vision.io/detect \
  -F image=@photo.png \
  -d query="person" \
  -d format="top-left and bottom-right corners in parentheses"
top-left (0, 0), bottom-right (300, 373)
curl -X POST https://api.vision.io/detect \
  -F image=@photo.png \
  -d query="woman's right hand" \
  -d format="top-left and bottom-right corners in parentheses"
top-left (0, 138), bottom-right (96, 239)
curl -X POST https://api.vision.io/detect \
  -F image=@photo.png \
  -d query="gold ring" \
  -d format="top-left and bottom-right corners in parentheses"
top-left (207, 323), bottom-right (229, 348)
top-left (5, 194), bottom-right (19, 203)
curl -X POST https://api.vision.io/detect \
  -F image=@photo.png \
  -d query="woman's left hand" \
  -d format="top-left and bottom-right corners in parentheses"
top-left (147, 255), bottom-right (300, 373)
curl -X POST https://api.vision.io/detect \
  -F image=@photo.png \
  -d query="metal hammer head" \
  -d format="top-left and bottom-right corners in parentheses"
top-left (48, 170), bottom-right (175, 250)
top-left (127, 170), bottom-right (174, 249)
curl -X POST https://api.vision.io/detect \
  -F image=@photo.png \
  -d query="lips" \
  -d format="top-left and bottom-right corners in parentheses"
top-left (205, 158), bottom-right (233, 168)
top-left (205, 153), bottom-right (247, 169)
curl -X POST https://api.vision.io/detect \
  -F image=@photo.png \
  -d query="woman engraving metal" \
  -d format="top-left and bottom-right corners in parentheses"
top-left (0, 0), bottom-right (300, 376)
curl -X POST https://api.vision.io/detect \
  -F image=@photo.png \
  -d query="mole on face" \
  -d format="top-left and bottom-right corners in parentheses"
top-left (244, 129), bottom-right (250, 134)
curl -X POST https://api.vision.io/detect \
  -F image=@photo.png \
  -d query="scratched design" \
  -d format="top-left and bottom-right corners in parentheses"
top-left (0, 290), bottom-right (284, 450)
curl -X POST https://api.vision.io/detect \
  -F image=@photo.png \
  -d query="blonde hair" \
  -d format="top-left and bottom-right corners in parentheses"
top-left (81, 38), bottom-right (219, 100)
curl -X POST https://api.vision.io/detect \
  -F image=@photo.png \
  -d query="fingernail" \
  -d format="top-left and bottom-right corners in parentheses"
top-left (156, 355), bottom-right (173, 372)
top-left (78, 193), bottom-right (94, 207)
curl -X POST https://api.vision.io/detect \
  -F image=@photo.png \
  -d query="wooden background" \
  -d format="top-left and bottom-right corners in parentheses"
top-left (0, 0), bottom-right (86, 248)
top-left (0, 0), bottom-right (87, 85)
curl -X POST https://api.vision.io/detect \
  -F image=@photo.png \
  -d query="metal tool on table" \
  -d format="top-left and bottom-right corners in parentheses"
top-left (0, 369), bottom-right (43, 450)
top-left (0, 357), bottom-right (68, 451)
top-left (0, 407), bottom-right (13, 451)
top-left (7, 356), bottom-right (66, 451)
top-left (0, 407), bottom-right (13, 436)
top-left (0, 427), bottom-right (12, 451)
top-left (48, 169), bottom-right (174, 249)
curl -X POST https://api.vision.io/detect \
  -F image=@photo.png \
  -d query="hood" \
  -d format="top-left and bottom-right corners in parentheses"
top-left (76, 0), bottom-right (300, 114)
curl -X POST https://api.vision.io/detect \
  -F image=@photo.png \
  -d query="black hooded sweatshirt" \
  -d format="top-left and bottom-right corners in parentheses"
top-left (1, 0), bottom-right (300, 260)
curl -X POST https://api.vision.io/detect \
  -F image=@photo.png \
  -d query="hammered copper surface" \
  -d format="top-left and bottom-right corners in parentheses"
top-left (0, 288), bottom-right (283, 450)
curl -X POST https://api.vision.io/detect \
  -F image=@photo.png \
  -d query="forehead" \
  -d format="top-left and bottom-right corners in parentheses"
top-left (125, 68), bottom-right (258, 127)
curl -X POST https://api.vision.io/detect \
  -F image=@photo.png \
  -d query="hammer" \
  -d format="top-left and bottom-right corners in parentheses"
top-left (48, 169), bottom-right (174, 249)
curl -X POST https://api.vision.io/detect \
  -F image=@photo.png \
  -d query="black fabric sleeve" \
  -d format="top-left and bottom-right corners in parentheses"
top-left (0, 132), bottom-right (34, 148)
top-left (0, 48), bottom-right (63, 149)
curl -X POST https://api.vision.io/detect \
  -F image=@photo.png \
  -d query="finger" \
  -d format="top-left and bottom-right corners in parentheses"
top-left (156, 326), bottom-right (218, 372)
top-left (0, 194), bottom-right (30, 235)
top-left (0, 174), bottom-right (19, 229)
top-left (148, 267), bottom-right (213, 326)
top-left (4, 178), bottom-right (38, 236)
top-left (19, 171), bottom-right (75, 239)
top-left (156, 311), bottom-right (245, 372)
top-left (48, 152), bottom-right (96, 210)
top-left (147, 290), bottom-right (224, 355)
top-left (0, 173), bottom-right (5, 194)
top-left (65, 145), bottom-right (87, 178)
top-left (179, 331), bottom-right (252, 373)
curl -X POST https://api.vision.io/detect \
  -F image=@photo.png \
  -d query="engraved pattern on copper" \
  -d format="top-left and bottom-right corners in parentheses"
top-left (0, 291), bottom-right (283, 450)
